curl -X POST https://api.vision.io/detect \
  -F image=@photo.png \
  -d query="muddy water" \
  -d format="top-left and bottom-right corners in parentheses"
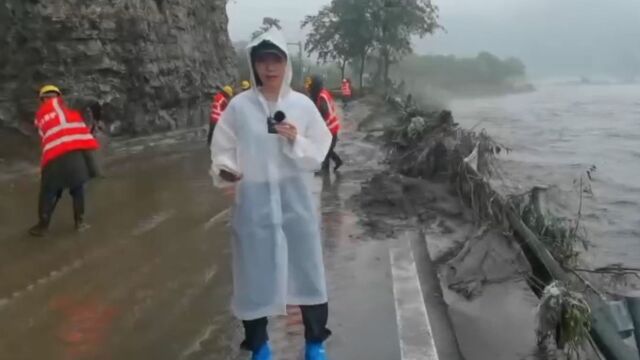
top-left (451, 83), bottom-right (640, 268)
top-left (0, 139), bottom-right (244, 359)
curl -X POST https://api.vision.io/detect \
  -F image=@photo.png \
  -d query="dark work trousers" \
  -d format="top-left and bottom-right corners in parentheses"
top-left (38, 185), bottom-right (85, 226)
top-left (241, 303), bottom-right (331, 352)
top-left (342, 97), bottom-right (351, 110)
top-left (207, 122), bottom-right (216, 146)
top-left (322, 135), bottom-right (342, 171)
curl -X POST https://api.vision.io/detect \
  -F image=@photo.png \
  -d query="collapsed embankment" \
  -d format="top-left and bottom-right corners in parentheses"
top-left (354, 94), bottom-right (640, 359)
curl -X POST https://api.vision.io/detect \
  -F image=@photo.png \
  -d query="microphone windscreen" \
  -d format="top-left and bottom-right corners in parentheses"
top-left (273, 111), bottom-right (286, 123)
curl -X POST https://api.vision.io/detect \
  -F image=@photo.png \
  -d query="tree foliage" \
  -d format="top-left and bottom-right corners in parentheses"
top-left (394, 53), bottom-right (530, 95)
top-left (301, 8), bottom-right (342, 65)
top-left (302, 0), bottom-right (441, 90)
top-left (370, 0), bottom-right (442, 87)
top-left (301, 0), bottom-right (377, 88)
top-left (251, 17), bottom-right (282, 40)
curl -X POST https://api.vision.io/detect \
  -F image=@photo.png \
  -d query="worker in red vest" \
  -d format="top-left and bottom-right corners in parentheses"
top-left (341, 78), bottom-right (352, 108)
top-left (207, 85), bottom-right (233, 146)
top-left (309, 75), bottom-right (343, 173)
top-left (30, 85), bottom-right (100, 236)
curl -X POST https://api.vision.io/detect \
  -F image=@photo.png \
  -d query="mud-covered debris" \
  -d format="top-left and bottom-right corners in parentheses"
top-left (537, 281), bottom-right (591, 356)
top-left (442, 226), bottom-right (531, 300)
top-left (360, 172), bottom-right (407, 214)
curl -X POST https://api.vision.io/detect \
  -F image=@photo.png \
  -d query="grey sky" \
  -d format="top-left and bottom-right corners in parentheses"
top-left (227, 0), bottom-right (640, 76)
top-left (227, 0), bottom-right (327, 42)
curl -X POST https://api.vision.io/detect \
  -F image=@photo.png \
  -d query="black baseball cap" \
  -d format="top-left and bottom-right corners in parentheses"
top-left (251, 40), bottom-right (287, 61)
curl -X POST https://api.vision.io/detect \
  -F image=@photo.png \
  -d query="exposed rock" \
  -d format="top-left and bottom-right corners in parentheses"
top-left (0, 0), bottom-right (235, 136)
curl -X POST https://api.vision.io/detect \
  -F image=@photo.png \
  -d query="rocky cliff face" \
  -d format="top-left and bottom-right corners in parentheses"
top-left (0, 0), bottom-right (235, 136)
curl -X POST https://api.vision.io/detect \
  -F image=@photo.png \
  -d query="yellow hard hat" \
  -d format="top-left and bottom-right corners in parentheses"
top-left (223, 85), bottom-right (234, 97)
top-left (39, 85), bottom-right (62, 97)
top-left (241, 80), bottom-right (251, 90)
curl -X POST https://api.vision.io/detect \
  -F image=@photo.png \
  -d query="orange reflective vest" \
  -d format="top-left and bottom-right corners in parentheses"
top-left (210, 92), bottom-right (229, 124)
top-left (317, 89), bottom-right (340, 136)
top-left (34, 98), bottom-right (99, 168)
top-left (341, 81), bottom-right (352, 97)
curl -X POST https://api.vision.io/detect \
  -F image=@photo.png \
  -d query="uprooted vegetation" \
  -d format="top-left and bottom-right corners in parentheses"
top-left (537, 281), bottom-right (593, 359)
top-left (379, 92), bottom-right (637, 285)
top-left (358, 91), bottom-right (640, 358)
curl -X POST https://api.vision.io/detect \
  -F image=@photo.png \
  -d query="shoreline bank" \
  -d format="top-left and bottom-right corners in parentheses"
top-left (360, 92), bottom-right (640, 359)
top-left (353, 96), bottom-right (540, 359)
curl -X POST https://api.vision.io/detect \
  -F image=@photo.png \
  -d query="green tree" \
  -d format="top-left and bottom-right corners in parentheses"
top-left (504, 57), bottom-right (526, 79)
top-left (301, 8), bottom-right (351, 80)
top-left (251, 17), bottom-right (282, 40)
top-left (337, 0), bottom-right (378, 89)
top-left (371, 0), bottom-right (441, 88)
top-left (392, 52), bottom-right (529, 95)
top-left (302, 0), bottom-right (377, 89)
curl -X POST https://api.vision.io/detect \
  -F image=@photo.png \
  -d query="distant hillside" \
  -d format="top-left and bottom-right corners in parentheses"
top-left (393, 52), bottom-right (534, 97)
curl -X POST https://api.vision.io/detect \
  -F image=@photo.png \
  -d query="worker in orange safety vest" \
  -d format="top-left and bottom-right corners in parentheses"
top-left (30, 85), bottom-right (100, 236)
top-left (308, 75), bottom-right (343, 173)
top-left (341, 78), bottom-right (352, 108)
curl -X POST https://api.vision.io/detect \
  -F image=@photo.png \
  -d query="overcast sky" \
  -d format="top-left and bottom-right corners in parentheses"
top-left (227, 0), bottom-right (640, 76)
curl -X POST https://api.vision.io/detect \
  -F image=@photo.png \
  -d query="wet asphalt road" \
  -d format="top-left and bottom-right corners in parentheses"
top-left (0, 104), bottom-right (404, 360)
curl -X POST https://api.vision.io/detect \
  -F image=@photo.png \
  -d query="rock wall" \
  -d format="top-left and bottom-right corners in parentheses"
top-left (0, 0), bottom-right (235, 136)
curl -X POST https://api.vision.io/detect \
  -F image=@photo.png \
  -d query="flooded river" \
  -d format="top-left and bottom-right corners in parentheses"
top-left (451, 83), bottom-right (640, 268)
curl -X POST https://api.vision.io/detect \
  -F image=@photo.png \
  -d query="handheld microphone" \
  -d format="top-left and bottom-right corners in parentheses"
top-left (268, 111), bottom-right (287, 134)
top-left (274, 111), bottom-right (286, 123)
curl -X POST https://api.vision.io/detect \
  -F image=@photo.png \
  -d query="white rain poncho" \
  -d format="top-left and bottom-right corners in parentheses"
top-left (210, 29), bottom-right (332, 320)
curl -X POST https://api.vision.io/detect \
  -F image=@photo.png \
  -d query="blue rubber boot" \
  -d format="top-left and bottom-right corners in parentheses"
top-left (252, 342), bottom-right (272, 360)
top-left (305, 342), bottom-right (328, 360)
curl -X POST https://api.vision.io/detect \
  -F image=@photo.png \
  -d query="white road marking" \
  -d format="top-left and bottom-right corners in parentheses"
top-left (390, 239), bottom-right (440, 360)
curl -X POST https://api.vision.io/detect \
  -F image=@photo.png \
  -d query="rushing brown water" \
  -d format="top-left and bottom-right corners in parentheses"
top-left (451, 83), bottom-right (640, 268)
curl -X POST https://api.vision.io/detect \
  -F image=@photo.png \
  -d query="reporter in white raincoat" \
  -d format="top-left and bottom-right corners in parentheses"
top-left (210, 28), bottom-right (333, 358)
